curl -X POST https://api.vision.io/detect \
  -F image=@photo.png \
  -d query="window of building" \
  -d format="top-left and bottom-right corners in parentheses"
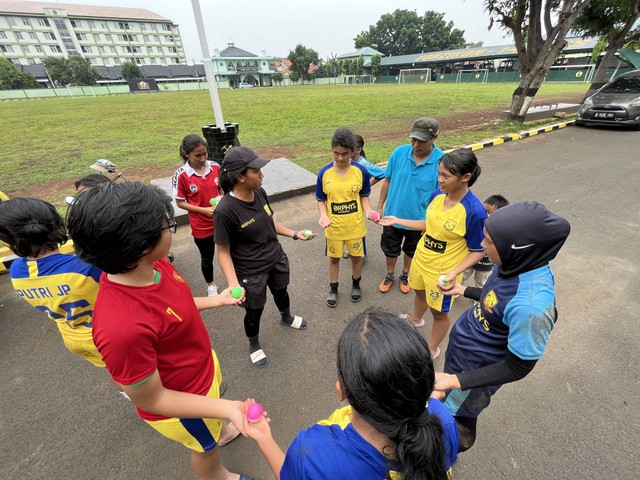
top-left (89, 20), bottom-right (96, 28)
top-left (70, 20), bottom-right (82, 28)
top-left (100, 22), bottom-right (107, 29)
top-left (81, 46), bottom-right (92, 53)
top-left (174, 57), bottom-right (180, 64)
top-left (21, 45), bottom-right (30, 53)
top-left (29, 32), bottom-right (37, 39)
top-left (94, 33), bottom-right (100, 41)
top-left (98, 46), bottom-right (105, 53)
top-left (114, 58), bottom-right (121, 65)
top-left (76, 33), bottom-right (87, 41)
top-left (10, 58), bottom-right (20, 65)
top-left (162, 24), bottom-right (171, 31)
top-left (110, 46), bottom-right (116, 53)
top-left (167, 46), bottom-right (177, 54)
top-left (0, 45), bottom-right (13, 52)
top-left (7, 17), bottom-right (16, 26)
top-left (136, 58), bottom-right (144, 65)
top-left (50, 45), bottom-right (62, 53)
top-left (117, 22), bottom-right (131, 30)
top-left (28, 58), bottom-right (37, 64)
top-left (105, 34), bottom-right (112, 41)
top-left (141, 23), bottom-right (147, 31)
top-left (150, 57), bottom-right (156, 65)
top-left (151, 23), bottom-right (157, 31)
top-left (15, 32), bottom-right (23, 40)
top-left (89, 58), bottom-right (98, 65)
top-left (147, 46), bottom-right (153, 53)
top-left (22, 17), bottom-right (30, 26)
top-left (164, 36), bottom-right (173, 42)
top-left (37, 18), bottom-right (50, 27)
top-left (153, 35), bottom-right (159, 43)
top-left (35, 45), bottom-right (43, 53)
top-left (0, 31), bottom-right (7, 39)
top-left (43, 32), bottom-right (56, 40)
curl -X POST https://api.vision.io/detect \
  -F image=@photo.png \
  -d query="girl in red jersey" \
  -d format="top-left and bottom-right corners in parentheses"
top-left (172, 134), bottom-right (223, 296)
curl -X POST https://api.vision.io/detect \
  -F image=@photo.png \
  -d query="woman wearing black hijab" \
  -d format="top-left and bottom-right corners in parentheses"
top-left (433, 201), bottom-right (571, 452)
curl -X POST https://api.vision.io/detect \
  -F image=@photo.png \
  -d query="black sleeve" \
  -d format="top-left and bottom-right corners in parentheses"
top-left (457, 351), bottom-right (538, 390)
top-left (463, 286), bottom-right (482, 301)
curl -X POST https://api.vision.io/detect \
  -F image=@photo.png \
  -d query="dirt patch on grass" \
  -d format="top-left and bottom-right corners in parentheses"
top-left (9, 91), bottom-right (584, 205)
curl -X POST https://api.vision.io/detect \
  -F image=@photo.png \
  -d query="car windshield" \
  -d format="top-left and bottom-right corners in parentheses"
top-left (601, 76), bottom-right (640, 94)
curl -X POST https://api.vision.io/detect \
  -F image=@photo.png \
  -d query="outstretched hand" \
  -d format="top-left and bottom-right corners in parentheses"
top-left (377, 215), bottom-right (398, 227)
top-left (296, 230), bottom-right (317, 241)
top-left (217, 286), bottom-right (246, 305)
top-left (243, 398), bottom-right (272, 443)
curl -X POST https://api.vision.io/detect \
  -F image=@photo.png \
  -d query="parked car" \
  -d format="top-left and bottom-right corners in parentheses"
top-left (576, 70), bottom-right (640, 128)
top-left (238, 81), bottom-right (254, 89)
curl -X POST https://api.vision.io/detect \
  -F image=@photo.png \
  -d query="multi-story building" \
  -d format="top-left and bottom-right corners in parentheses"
top-left (0, 0), bottom-right (185, 67)
top-left (211, 42), bottom-right (276, 88)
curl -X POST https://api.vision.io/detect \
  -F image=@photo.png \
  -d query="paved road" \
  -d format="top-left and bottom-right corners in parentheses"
top-left (1, 125), bottom-right (639, 479)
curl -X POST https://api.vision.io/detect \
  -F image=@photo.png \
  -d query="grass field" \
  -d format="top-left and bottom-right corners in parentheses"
top-left (0, 82), bottom-right (588, 204)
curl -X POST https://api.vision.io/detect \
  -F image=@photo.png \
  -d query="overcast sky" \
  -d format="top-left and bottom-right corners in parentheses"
top-left (43, 0), bottom-right (514, 59)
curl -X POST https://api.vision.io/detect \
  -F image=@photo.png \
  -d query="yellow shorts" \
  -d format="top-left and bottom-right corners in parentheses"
top-left (57, 323), bottom-right (105, 367)
top-left (326, 237), bottom-right (366, 258)
top-left (407, 267), bottom-right (463, 313)
top-left (145, 350), bottom-right (224, 452)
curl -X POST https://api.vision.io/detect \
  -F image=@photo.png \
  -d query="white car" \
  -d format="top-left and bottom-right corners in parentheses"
top-left (238, 82), bottom-right (253, 89)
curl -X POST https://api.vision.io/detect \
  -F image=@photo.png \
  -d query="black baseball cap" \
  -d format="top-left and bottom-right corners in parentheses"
top-left (222, 146), bottom-right (269, 171)
top-left (409, 118), bottom-right (439, 141)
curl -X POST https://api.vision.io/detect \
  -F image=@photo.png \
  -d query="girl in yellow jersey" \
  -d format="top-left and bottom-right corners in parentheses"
top-left (379, 149), bottom-right (487, 358)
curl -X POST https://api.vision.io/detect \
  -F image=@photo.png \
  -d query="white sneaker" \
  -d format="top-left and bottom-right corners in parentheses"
top-left (207, 284), bottom-right (219, 296)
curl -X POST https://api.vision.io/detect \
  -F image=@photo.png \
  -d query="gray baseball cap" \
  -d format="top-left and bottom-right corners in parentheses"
top-left (222, 146), bottom-right (269, 171)
top-left (409, 118), bottom-right (439, 141)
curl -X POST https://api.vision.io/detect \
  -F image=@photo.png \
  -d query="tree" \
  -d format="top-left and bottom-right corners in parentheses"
top-left (44, 55), bottom-right (101, 86)
top-left (572, 0), bottom-right (640, 100)
top-left (0, 58), bottom-right (23, 89)
top-left (44, 57), bottom-right (71, 86)
top-left (66, 55), bottom-right (100, 85)
top-left (485, 0), bottom-right (592, 121)
top-left (355, 57), bottom-right (365, 77)
top-left (121, 61), bottom-right (143, 80)
top-left (287, 44), bottom-right (319, 81)
top-left (370, 54), bottom-right (382, 79)
top-left (354, 9), bottom-right (466, 56)
top-left (271, 72), bottom-right (283, 84)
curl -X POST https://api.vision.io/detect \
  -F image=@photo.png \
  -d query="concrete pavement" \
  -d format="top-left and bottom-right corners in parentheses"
top-left (1, 125), bottom-right (639, 479)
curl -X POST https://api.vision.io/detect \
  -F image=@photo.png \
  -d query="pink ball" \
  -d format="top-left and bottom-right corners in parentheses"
top-left (246, 403), bottom-right (264, 423)
top-left (370, 212), bottom-right (380, 222)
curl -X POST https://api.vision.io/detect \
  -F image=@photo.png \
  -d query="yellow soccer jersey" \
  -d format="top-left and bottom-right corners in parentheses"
top-left (315, 161), bottom-right (371, 240)
top-left (414, 191), bottom-right (487, 274)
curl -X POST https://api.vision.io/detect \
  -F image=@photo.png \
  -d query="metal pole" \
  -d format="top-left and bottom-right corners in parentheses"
top-left (190, 0), bottom-right (225, 131)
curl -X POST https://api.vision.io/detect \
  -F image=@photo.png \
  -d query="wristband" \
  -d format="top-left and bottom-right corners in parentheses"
top-left (292, 232), bottom-right (299, 240)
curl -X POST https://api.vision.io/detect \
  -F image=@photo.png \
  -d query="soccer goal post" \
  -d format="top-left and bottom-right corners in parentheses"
top-left (455, 69), bottom-right (489, 84)
top-left (344, 75), bottom-right (373, 84)
top-left (546, 64), bottom-right (596, 83)
top-left (398, 68), bottom-right (432, 84)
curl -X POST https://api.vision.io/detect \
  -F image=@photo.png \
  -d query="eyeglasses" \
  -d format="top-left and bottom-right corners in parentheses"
top-left (162, 222), bottom-right (177, 234)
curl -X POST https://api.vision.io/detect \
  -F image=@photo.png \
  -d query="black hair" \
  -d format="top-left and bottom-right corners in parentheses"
top-left (337, 308), bottom-right (447, 480)
top-left (179, 134), bottom-right (207, 163)
top-left (484, 194), bottom-right (509, 209)
top-left (440, 148), bottom-right (481, 187)
top-left (331, 127), bottom-right (356, 152)
top-left (354, 134), bottom-right (367, 159)
top-left (66, 182), bottom-right (174, 274)
top-left (218, 165), bottom-right (248, 194)
top-left (0, 198), bottom-right (68, 258)
top-left (74, 173), bottom-right (110, 191)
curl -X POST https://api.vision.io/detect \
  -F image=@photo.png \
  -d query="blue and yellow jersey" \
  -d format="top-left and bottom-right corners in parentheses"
top-left (281, 401), bottom-right (457, 479)
top-left (413, 190), bottom-right (487, 274)
top-left (316, 161), bottom-right (371, 240)
top-left (10, 253), bottom-right (104, 366)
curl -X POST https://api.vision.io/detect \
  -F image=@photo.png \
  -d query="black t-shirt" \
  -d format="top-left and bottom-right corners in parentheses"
top-left (214, 188), bottom-right (283, 276)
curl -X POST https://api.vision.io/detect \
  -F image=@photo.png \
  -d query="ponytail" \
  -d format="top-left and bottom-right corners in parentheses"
top-left (218, 166), bottom-right (247, 194)
top-left (390, 411), bottom-right (447, 480)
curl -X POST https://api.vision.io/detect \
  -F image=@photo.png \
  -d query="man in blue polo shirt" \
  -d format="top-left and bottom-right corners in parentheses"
top-left (376, 118), bottom-right (444, 294)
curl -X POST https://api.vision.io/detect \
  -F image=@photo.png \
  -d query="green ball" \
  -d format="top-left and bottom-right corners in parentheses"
top-left (231, 286), bottom-right (243, 299)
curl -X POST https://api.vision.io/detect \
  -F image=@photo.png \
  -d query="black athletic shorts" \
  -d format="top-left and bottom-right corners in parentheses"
top-left (380, 225), bottom-right (422, 258)
top-left (239, 252), bottom-right (290, 309)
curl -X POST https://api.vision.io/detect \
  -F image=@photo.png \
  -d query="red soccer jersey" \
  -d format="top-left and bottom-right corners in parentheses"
top-left (92, 258), bottom-right (215, 421)
top-left (172, 161), bottom-right (222, 238)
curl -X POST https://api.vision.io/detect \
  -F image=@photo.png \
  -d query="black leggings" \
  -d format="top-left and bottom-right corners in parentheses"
top-left (193, 235), bottom-right (215, 284)
top-left (244, 287), bottom-right (290, 338)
